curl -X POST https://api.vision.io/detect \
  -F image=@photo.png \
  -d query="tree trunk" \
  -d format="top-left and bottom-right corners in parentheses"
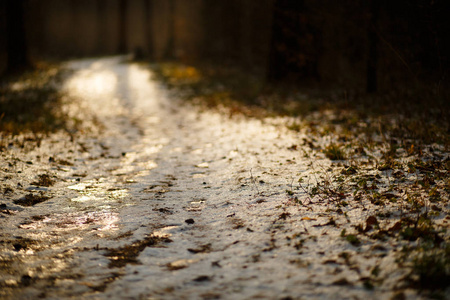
top-left (117, 0), bottom-right (127, 54)
top-left (6, 0), bottom-right (31, 73)
top-left (96, 0), bottom-right (105, 55)
top-left (366, 0), bottom-right (379, 93)
top-left (144, 0), bottom-right (153, 60)
top-left (163, 0), bottom-right (175, 60)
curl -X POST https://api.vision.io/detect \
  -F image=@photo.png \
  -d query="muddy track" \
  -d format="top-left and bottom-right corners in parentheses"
top-left (1, 57), bottom-right (447, 299)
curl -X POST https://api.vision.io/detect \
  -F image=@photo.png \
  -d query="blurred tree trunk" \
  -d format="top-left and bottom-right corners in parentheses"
top-left (117, 0), bottom-right (127, 53)
top-left (239, 0), bottom-right (252, 68)
top-left (163, 0), bottom-right (175, 60)
top-left (96, 0), bottom-right (104, 55)
top-left (6, 0), bottom-right (31, 73)
top-left (144, 0), bottom-right (153, 60)
top-left (266, 0), bottom-right (286, 82)
top-left (366, 0), bottom-right (379, 93)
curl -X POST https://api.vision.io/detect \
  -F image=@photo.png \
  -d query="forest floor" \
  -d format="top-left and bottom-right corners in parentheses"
top-left (0, 56), bottom-right (449, 300)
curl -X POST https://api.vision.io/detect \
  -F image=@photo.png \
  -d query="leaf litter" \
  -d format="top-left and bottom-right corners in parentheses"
top-left (0, 57), bottom-right (448, 299)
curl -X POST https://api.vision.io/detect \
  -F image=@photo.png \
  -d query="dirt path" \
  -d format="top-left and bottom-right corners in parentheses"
top-left (1, 57), bottom-right (445, 299)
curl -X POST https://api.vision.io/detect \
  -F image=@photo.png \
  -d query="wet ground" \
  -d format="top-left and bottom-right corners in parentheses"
top-left (1, 57), bottom-right (448, 299)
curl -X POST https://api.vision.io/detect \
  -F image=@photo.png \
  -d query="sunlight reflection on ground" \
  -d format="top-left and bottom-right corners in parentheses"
top-left (66, 69), bottom-right (117, 100)
top-left (19, 211), bottom-right (119, 233)
top-left (60, 57), bottom-right (167, 239)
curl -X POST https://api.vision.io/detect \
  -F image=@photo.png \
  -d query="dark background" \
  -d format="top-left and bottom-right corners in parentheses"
top-left (1, 0), bottom-right (449, 94)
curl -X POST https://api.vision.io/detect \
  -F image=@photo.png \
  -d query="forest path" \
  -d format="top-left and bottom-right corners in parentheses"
top-left (1, 57), bottom-right (410, 299)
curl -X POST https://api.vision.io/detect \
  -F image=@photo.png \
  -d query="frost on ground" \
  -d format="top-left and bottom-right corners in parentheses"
top-left (0, 57), bottom-right (448, 299)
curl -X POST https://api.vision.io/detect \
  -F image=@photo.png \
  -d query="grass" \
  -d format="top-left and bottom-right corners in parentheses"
top-left (0, 63), bottom-right (71, 136)
top-left (410, 245), bottom-right (450, 290)
top-left (152, 62), bottom-right (267, 116)
top-left (323, 144), bottom-right (346, 160)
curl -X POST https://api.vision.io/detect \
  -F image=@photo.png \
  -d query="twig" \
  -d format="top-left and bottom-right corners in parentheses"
top-left (250, 168), bottom-right (260, 195)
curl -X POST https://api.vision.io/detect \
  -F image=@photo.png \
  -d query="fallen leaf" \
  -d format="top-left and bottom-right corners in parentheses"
top-left (193, 275), bottom-right (211, 282)
top-left (333, 278), bottom-right (351, 285)
top-left (279, 212), bottom-right (291, 220)
top-left (389, 221), bottom-right (402, 232)
top-left (366, 216), bottom-right (378, 226)
top-left (188, 244), bottom-right (212, 254)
